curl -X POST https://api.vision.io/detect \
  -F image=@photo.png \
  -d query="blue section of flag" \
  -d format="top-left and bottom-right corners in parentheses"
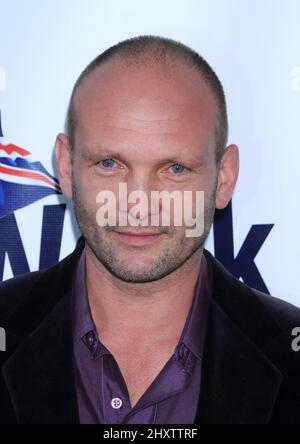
top-left (0, 156), bottom-right (60, 184)
top-left (0, 180), bottom-right (61, 219)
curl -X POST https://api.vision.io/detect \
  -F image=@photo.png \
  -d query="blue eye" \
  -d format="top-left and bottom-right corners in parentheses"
top-left (100, 159), bottom-right (116, 169)
top-left (170, 163), bottom-right (185, 174)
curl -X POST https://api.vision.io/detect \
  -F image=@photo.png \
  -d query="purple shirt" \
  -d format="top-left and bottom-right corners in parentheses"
top-left (72, 248), bottom-right (212, 424)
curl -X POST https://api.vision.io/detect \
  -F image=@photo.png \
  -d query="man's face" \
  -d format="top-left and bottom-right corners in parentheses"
top-left (69, 59), bottom-right (219, 283)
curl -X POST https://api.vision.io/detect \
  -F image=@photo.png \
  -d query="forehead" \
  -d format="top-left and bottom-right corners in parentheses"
top-left (73, 58), bottom-right (217, 157)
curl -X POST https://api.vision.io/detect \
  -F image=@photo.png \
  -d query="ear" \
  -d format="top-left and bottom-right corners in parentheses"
top-left (215, 144), bottom-right (239, 209)
top-left (55, 133), bottom-right (73, 199)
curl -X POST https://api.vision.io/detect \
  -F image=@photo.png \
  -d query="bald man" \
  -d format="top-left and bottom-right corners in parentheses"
top-left (0, 36), bottom-right (299, 424)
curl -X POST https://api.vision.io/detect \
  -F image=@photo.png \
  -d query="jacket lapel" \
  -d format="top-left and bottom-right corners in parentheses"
top-left (194, 250), bottom-right (283, 424)
top-left (194, 299), bottom-right (283, 423)
top-left (2, 289), bottom-right (79, 423)
top-left (1, 241), bottom-right (85, 424)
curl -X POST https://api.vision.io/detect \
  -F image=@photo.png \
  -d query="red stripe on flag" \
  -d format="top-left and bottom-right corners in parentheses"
top-left (0, 143), bottom-right (31, 157)
top-left (0, 164), bottom-right (61, 191)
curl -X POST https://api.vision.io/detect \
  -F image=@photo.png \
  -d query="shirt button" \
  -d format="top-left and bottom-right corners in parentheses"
top-left (111, 398), bottom-right (122, 409)
top-left (87, 332), bottom-right (95, 344)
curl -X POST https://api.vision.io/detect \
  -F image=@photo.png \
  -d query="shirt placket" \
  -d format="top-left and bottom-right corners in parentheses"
top-left (101, 353), bottom-right (133, 423)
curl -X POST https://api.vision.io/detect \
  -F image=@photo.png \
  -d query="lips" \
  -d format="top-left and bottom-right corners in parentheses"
top-left (114, 229), bottom-right (164, 246)
top-left (115, 229), bottom-right (163, 236)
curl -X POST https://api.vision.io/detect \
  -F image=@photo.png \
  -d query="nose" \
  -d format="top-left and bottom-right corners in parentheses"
top-left (118, 172), bottom-right (160, 226)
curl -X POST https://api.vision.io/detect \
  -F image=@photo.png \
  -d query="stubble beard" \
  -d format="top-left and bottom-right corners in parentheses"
top-left (72, 181), bottom-right (217, 283)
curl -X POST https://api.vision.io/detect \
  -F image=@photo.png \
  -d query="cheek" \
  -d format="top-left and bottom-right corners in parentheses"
top-left (75, 169), bottom-right (122, 220)
top-left (72, 168), bottom-right (98, 214)
top-left (186, 175), bottom-right (217, 222)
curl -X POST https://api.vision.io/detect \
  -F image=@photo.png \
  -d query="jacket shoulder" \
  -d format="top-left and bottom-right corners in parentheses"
top-left (253, 288), bottom-right (300, 331)
top-left (203, 248), bottom-right (300, 339)
top-left (0, 238), bottom-right (85, 330)
top-left (0, 271), bottom-right (44, 324)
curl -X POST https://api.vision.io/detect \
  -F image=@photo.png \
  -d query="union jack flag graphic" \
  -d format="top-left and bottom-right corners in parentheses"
top-left (0, 141), bottom-right (62, 219)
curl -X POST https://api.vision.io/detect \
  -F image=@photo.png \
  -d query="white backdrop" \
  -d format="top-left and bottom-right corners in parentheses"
top-left (0, 0), bottom-right (299, 306)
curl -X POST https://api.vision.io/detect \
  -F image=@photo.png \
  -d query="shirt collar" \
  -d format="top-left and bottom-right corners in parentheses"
top-left (73, 247), bottom-right (96, 343)
top-left (176, 253), bottom-right (212, 360)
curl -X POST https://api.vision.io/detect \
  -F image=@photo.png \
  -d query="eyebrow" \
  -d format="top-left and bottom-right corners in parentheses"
top-left (82, 149), bottom-right (123, 160)
top-left (81, 145), bottom-right (204, 167)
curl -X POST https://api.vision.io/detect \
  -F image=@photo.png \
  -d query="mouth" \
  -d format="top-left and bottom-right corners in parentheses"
top-left (113, 229), bottom-right (164, 246)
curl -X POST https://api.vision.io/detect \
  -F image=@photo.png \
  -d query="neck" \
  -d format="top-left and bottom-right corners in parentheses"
top-left (85, 245), bottom-right (203, 344)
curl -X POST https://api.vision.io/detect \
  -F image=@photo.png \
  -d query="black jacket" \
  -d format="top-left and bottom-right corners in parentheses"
top-left (0, 237), bottom-right (299, 424)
